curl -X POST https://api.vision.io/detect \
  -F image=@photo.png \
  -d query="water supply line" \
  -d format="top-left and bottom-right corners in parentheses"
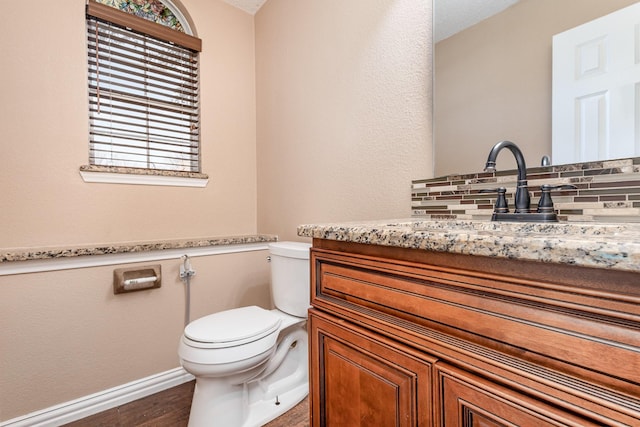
top-left (180, 254), bottom-right (196, 326)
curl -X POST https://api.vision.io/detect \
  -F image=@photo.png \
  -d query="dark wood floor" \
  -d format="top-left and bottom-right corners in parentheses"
top-left (63, 380), bottom-right (309, 427)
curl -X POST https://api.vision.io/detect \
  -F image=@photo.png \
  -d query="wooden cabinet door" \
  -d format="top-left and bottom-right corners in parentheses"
top-left (309, 309), bottom-right (436, 426)
top-left (437, 364), bottom-right (601, 427)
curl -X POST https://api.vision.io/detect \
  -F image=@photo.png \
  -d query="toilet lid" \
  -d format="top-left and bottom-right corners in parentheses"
top-left (184, 306), bottom-right (281, 347)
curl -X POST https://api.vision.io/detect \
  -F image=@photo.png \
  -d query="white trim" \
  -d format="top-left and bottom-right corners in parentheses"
top-left (80, 170), bottom-right (208, 187)
top-left (0, 243), bottom-right (270, 276)
top-left (0, 368), bottom-right (194, 427)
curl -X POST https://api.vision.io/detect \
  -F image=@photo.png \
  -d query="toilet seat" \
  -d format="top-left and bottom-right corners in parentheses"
top-left (184, 306), bottom-right (281, 349)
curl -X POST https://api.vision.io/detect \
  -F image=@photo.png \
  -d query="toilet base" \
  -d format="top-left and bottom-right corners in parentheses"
top-left (241, 381), bottom-right (308, 427)
top-left (186, 323), bottom-right (308, 427)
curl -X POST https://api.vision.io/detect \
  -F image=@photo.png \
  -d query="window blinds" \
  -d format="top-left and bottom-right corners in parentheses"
top-left (87, 12), bottom-right (200, 172)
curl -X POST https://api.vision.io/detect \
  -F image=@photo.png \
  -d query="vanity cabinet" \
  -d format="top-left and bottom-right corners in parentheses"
top-left (308, 239), bottom-right (640, 426)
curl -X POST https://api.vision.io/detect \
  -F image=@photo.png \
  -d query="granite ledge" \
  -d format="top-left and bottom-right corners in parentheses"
top-left (297, 219), bottom-right (640, 273)
top-left (79, 164), bottom-right (209, 179)
top-left (0, 234), bottom-right (278, 263)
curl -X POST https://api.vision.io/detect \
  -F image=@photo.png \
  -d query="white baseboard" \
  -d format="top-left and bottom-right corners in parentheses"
top-left (0, 367), bottom-right (194, 427)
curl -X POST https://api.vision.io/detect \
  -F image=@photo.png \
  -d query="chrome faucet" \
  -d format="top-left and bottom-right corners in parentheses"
top-left (484, 141), bottom-right (530, 213)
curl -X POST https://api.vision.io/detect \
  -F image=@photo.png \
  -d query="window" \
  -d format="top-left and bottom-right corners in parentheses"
top-left (85, 0), bottom-right (203, 177)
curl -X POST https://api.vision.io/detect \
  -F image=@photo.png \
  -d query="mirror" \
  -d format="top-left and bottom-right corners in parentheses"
top-left (433, 0), bottom-right (639, 176)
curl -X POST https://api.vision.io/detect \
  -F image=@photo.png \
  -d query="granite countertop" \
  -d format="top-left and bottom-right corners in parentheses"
top-left (0, 234), bottom-right (278, 263)
top-left (297, 219), bottom-right (640, 273)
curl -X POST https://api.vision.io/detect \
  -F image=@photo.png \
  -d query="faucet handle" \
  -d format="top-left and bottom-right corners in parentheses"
top-left (480, 187), bottom-right (508, 213)
top-left (537, 184), bottom-right (577, 213)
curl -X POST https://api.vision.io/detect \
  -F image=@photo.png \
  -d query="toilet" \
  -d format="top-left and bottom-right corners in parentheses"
top-left (178, 241), bottom-right (311, 427)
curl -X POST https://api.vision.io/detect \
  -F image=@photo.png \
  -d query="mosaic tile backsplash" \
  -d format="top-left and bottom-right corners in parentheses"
top-left (412, 157), bottom-right (640, 223)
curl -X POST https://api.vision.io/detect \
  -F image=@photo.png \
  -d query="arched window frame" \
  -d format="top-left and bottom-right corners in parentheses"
top-left (81, 0), bottom-right (207, 187)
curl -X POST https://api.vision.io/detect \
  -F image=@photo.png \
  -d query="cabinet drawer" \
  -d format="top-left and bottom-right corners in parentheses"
top-left (436, 363), bottom-right (602, 427)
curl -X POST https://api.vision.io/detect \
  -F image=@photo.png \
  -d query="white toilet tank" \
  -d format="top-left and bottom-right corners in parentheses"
top-left (268, 241), bottom-right (312, 318)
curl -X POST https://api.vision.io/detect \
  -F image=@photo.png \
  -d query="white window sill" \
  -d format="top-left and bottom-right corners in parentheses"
top-left (79, 166), bottom-right (209, 188)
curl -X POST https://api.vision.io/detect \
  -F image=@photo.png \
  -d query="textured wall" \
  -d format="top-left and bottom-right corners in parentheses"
top-left (0, 0), bottom-right (267, 421)
top-left (1, 0), bottom-right (434, 420)
top-left (0, 0), bottom-right (258, 249)
top-left (255, 0), bottom-right (433, 241)
top-left (0, 250), bottom-right (272, 421)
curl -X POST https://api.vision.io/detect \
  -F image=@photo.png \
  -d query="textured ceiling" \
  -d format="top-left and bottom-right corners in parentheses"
top-left (223, 0), bottom-right (268, 15)
top-left (222, 0), bottom-right (520, 41)
top-left (434, 0), bottom-right (521, 43)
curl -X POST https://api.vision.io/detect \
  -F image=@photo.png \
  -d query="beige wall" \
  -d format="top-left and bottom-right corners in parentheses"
top-left (1, 0), bottom-right (258, 249)
top-left (0, 0), bottom-right (433, 421)
top-left (434, 0), bottom-right (638, 177)
top-left (255, 0), bottom-right (433, 241)
top-left (0, 251), bottom-right (271, 420)
top-left (0, 0), bottom-right (266, 421)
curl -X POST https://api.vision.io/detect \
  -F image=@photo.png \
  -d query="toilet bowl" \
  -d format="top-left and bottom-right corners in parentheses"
top-left (178, 242), bottom-right (311, 427)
